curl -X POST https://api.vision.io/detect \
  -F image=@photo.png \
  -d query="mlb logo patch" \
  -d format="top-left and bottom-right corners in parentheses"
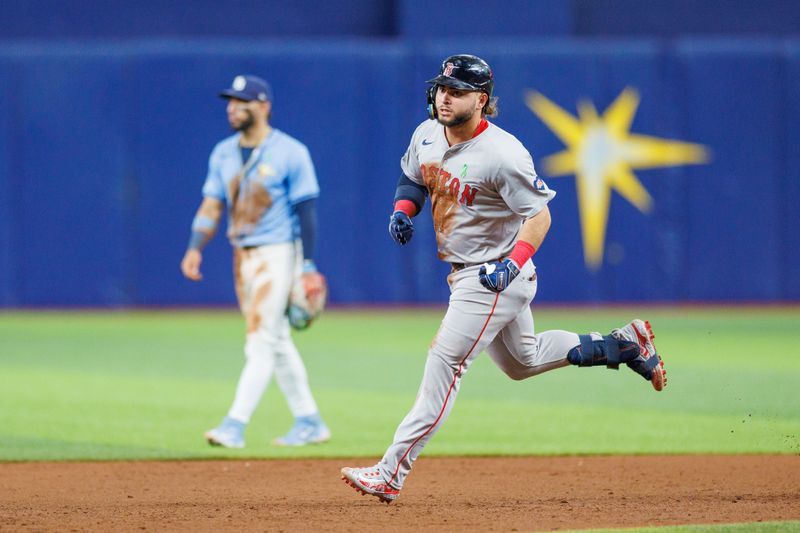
top-left (534, 177), bottom-right (547, 191)
top-left (443, 62), bottom-right (455, 77)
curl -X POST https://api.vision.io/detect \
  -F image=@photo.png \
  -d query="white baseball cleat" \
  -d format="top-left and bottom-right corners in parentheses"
top-left (612, 319), bottom-right (667, 391)
top-left (272, 415), bottom-right (331, 447)
top-left (341, 465), bottom-right (399, 504)
top-left (204, 416), bottom-right (246, 448)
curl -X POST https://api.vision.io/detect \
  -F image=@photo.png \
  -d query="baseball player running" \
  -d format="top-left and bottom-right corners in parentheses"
top-left (181, 75), bottom-right (330, 448)
top-left (341, 55), bottom-right (666, 503)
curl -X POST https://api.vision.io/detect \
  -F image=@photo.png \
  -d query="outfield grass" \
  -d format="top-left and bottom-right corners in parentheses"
top-left (0, 307), bottom-right (798, 461)
top-left (566, 520), bottom-right (800, 533)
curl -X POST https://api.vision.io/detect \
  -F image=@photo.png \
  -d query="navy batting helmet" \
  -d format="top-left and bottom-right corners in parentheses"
top-left (426, 54), bottom-right (494, 119)
top-left (427, 54), bottom-right (494, 97)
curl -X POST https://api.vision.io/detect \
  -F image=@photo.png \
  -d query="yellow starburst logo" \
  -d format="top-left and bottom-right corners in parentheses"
top-left (526, 88), bottom-right (711, 269)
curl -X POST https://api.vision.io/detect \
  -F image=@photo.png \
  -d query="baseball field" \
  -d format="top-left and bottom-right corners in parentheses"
top-left (1, 306), bottom-right (798, 532)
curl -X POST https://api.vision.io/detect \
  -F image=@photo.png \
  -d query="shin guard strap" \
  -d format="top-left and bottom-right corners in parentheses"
top-left (604, 335), bottom-right (621, 370)
top-left (568, 335), bottom-right (621, 370)
top-left (572, 334), bottom-right (593, 367)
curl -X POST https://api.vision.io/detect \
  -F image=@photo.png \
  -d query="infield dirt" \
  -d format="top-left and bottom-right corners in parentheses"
top-left (1, 455), bottom-right (798, 532)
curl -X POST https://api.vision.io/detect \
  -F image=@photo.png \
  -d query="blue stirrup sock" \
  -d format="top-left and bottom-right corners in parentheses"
top-left (566, 334), bottom-right (639, 370)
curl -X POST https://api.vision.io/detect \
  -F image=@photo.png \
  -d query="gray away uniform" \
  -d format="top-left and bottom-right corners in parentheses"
top-left (377, 119), bottom-right (584, 489)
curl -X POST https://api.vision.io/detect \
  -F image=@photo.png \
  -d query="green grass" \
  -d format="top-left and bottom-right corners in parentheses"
top-left (565, 520), bottom-right (800, 532)
top-left (0, 307), bottom-right (798, 461)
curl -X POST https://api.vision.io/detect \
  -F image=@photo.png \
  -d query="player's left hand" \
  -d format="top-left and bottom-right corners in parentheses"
top-left (302, 271), bottom-right (325, 300)
top-left (289, 262), bottom-right (328, 330)
top-left (478, 259), bottom-right (520, 292)
top-left (301, 260), bottom-right (325, 300)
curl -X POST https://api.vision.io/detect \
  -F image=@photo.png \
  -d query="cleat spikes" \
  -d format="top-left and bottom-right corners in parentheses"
top-left (340, 465), bottom-right (400, 503)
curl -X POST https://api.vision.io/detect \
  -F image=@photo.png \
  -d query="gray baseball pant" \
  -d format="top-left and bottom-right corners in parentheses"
top-left (377, 261), bottom-right (582, 489)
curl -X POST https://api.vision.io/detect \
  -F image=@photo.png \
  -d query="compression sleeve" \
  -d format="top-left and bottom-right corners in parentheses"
top-left (295, 198), bottom-right (317, 262)
top-left (393, 174), bottom-right (428, 214)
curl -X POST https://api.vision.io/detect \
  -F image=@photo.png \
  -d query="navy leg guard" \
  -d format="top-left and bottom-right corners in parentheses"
top-left (567, 335), bottom-right (638, 370)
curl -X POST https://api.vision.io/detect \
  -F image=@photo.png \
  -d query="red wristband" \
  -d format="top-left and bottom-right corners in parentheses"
top-left (393, 199), bottom-right (417, 217)
top-left (508, 240), bottom-right (536, 267)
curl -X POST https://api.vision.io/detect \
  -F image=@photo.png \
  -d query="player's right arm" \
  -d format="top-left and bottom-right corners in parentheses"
top-left (181, 197), bottom-right (224, 281)
top-left (390, 123), bottom-right (429, 245)
top-left (388, 174), bottom-right (428, 245)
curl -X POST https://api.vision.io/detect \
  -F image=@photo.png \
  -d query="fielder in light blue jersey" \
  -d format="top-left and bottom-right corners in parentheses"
top-left (181, 75), bottom-right (330, 448)
top-left (201, 126), bottom-right (319, 249)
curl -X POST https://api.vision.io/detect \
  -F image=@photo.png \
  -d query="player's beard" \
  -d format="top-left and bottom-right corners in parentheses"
top-left (437, 107), bottom-right (475, 128)
top-left (232, 110), bottom-right (256, 132)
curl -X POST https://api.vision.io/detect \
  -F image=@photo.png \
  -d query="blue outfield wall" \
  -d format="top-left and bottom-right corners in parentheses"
top-left (3, 0), bottom-right (798, 40)
top-left (0, 38), bottom-right (798, 306)
top-left (0, 0), bottom-right (398, 39)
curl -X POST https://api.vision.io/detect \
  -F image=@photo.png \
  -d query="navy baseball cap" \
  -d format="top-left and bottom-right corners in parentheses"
top-left (219, 75), bottom-right (272, 102)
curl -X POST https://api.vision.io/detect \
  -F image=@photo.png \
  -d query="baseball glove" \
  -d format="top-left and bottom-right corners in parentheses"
top-left (287, 271), bottom-right (328, 330)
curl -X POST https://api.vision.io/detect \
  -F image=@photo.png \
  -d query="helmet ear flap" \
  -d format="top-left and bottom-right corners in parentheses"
top-left (426, 85), bottom-right (437, 120)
